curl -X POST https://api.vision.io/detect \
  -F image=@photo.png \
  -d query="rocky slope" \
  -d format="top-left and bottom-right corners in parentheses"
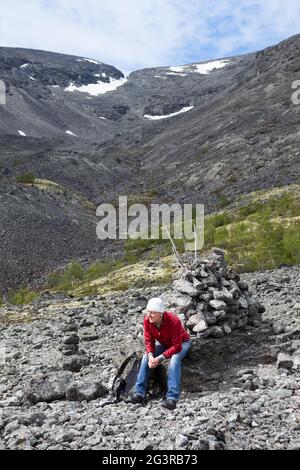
top-left (0, 34), bottom-right (300, 292)
top-left (0, 262), bottom-right (299, 450)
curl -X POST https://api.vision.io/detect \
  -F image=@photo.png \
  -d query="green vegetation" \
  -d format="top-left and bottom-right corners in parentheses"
top-left (46, 261), bottom-right (85, 291)
top-left (42, 186), bottom-right (300, 296)
top-left (8, 286), bottom-right (39, 305)
top-left (217, 195), bottom-right (231, 209)
top-left (46, 258), bottom-right (136, 293)
top-left (16, 172), bottom-right (36, 184)
top-left (204, 192), bottom-right (300, 272)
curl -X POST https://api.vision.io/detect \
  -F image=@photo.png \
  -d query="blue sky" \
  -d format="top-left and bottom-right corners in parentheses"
top-left (0, 0), bottom-right (299, 73)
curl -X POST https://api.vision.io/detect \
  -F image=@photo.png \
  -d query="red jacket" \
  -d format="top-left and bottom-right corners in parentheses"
top-left (144, 311), bottom-right (190, 359)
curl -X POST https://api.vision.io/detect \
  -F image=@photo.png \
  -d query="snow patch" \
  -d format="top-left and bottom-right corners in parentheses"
top-left (169, 66), bottom-right (186, 73)
top-left (144, 106), bottom-right (194, 120)
top-left (20, 63), bottom-right (29, 69)
top-left (64, 77), bottom-right (127, 96)
top-left (52, 85), bottom-right (59, 88)
top-left (194, 59), bottom-right (230, 74)
top-left (65, 130), bottom-right (77, 136)
top-left (154, 75), bottom-right (167, 79)
top-left (18, 130), bottom-right (26, 136)
top-left (29, 76), bottom-right (36, 81)
top-left (166, 59), bottom-right (230, 76)
top-left (77, 58), bottom-right (102, 65)
top-left (166, 72), bottom-right (187, 77)
top-left (99, 116), bottom-right (107, 120)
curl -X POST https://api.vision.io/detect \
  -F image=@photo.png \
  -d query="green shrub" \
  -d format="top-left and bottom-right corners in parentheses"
top-left (217, 195), bottom-right (231, 209)
top-left (283, 222), bottom-right (300, 264)
top-left (8, 286), bottom-right (38, 305)
top-left (46, 271), bottom-right (64, 288)
top-left (203, 191), bottom-right (300, 272)
top-left (46, 262), bottom-right (85, 291)
top-left (16, 173), bottom-right (36, 184)
top-left (211, 212), bottom-right (233, 228)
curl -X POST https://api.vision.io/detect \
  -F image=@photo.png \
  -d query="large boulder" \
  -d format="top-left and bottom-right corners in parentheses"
top-left (66, 381), bottom-right (108, 402)
top-left (24, 371), bottom-right (73, 404)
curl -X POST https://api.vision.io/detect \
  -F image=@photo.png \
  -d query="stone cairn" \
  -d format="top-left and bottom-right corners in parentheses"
top-left (162, 247), bottom-right (265, 339)
top-left (59, 321), bottom-right (90, 373)
top-left (60, 321), bottom-right (80, 356)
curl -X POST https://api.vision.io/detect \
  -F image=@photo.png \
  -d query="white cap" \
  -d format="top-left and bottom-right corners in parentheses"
top-left (146, 297), bottom-right (165, 313)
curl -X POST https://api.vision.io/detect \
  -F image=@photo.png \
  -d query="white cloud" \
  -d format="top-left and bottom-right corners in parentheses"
top-left (0, 1), bottom-right (299, 72)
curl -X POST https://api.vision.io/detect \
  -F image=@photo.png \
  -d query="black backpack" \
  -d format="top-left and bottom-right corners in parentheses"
top-left (112, 351), bottom-right (142, 401)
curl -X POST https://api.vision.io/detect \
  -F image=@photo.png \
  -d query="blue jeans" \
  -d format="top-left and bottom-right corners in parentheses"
top-left (134, 341), bottom-right (191, 402)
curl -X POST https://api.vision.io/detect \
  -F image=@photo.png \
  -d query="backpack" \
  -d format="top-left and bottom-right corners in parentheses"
top-left (112, 351), bottom-right (142, 401)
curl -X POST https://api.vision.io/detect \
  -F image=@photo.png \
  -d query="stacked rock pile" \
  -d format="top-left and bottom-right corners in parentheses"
top-left (163, 247), bottom-right (265, 338)
top-left (59, 321), bottom-right (90, 373)
top-left (60, 322), bottom-right (80, 356)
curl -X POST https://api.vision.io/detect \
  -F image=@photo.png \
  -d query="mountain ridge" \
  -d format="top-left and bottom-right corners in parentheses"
top-left (0, 33), bottom-right (299, 292)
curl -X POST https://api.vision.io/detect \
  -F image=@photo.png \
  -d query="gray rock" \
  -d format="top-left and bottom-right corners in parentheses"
top-left (238, 297), bottom-right (248, 309)
top-left (222, 322), bottom-right (232, 335)
top-left (212, 309), bottom-right (227, 320)
top-left (175, 434), bottom-right (189, 447)
top-left (203, 311), bottom-right (217, 325)
top-left (293, 354), bottom-right (300, 369)
top-left (213, 289), bottom-right (233, 304)
top-left (66, 381), bottom-right (108, 402)
top-left (209, 300), bottom-right (227, 311)
top-left (63, 335), bottom-right (79, 345)
top-left (272, 322), bottom-right (286, 335)
top-left (277, 353), bottom-right (294, 370)
top-left (193, 321), bottom-right (208, 333)
top-left (163, 293), bottom-right (193, 313)
top-left (62, 355), bottom-right (91, 372)
top-left (186, 313), bottom-right (205, 328)
top-left (173, 279), bottom-right (199, 297)
top-left (24, 372), bottom-right (73, 404)
top-left (199, 292), bottom-right (213, 302)
top-left (206, 326), bottom-right (224, 338)
top-left (272, 389), bottom-right (293, 399)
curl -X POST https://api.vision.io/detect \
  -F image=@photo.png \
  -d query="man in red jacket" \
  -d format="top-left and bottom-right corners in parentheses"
top-left (132, 297), bottom-right (191, 410)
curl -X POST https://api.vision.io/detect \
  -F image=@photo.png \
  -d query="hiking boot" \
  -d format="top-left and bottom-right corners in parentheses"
top-left (161, 399), bottom-right (177, 410)
top-left (131, 393), bottom-right (145, 405)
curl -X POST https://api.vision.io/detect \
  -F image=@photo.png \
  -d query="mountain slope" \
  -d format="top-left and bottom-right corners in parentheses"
top-left (0, 34), bottom-right (299, 292)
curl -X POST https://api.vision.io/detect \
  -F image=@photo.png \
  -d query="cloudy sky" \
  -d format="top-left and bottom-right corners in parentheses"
top-left (0, 0), bottom-right (299, 73)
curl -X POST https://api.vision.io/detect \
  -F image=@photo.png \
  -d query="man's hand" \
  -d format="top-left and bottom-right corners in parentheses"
top-left (148, 356), bottom-right (159, 368)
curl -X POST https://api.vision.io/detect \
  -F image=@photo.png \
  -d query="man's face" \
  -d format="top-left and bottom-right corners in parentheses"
top-left (147, 311), bottom-right (163, 323)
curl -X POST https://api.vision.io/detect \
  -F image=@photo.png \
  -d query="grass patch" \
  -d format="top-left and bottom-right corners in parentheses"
top-left (204, 191), bottom-right (300, 272)
top-left (45, 186), bottom-right (300, 296)
top-left (217, 195), bottom-right (231, 209)
top-left (16, 172), bottom-right (36, 184)
top-left (8, 286), bottom-right (39, 305)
